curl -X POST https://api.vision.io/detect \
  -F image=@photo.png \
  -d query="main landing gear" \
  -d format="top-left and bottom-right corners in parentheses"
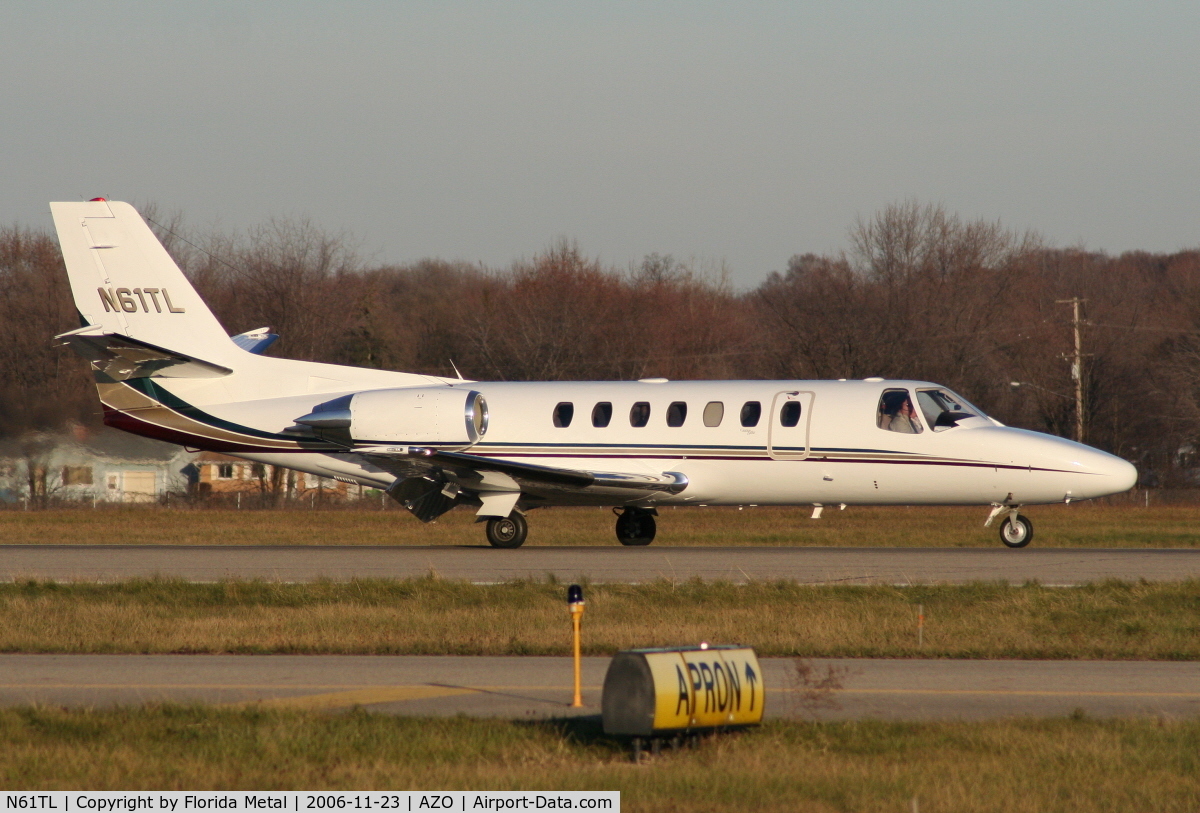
top-left (614, 507), bottom-right (657, 546)
top-left (484, 507), bottom-right (659, 548)
top-left (985, 503), bottom-right (1034, 548)
top-left (486, 511), bottom-right (528, 548)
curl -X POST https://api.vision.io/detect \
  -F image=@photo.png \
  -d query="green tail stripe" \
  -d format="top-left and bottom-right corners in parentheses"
top-left (125, 378), bottom-right (321, 444)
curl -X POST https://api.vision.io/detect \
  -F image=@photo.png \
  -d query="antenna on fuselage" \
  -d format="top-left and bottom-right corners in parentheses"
top-left (449, 359), bottom-right (465, 380)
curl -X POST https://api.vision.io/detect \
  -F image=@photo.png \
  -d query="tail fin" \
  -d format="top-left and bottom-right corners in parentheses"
top-left (50, 199), bottom-right (241, 369)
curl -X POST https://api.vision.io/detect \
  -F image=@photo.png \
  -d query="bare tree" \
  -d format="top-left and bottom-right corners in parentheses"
top-left (0, 226), bottom-right (95, 436)
top-left (8, 198), bottom-right (1200, 486)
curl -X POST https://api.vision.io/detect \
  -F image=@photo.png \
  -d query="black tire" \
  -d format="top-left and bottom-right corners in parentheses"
top-left (486, 512), bottom-right (528, 548)
top-left (615, 509), bottom-right (656, 546)
top-left (999, 514), bottom-right (1033, 548)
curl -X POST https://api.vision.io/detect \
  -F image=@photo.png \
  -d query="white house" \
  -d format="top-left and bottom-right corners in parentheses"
top-left (0, 427), bottom-right (196, 504)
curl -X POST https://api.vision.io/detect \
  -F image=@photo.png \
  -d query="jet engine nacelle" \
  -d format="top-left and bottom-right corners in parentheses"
top-left (296, 387), bottom-right (488, 447)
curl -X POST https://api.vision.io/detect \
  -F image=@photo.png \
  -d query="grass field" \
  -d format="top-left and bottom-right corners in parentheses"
top-left (3, 578), bottom-right (1198, 658)
top-left (1, 705), bottom-right (1196, 811)
top-left (2, 501), bottom-right (1200, 547)
top-left (4, 507), bottom-right (1194, 806)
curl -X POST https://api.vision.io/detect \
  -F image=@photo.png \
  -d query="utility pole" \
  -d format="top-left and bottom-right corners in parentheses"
top-left (1056, 298), bottom-right (1087, 443)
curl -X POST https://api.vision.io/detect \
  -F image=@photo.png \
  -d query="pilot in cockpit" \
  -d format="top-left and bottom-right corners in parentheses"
top-left (879, 390), bottom-right (923, 434)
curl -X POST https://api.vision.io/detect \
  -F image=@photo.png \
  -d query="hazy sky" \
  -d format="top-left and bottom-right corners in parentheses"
top-left (2, 2), bottom-right (1197, 287)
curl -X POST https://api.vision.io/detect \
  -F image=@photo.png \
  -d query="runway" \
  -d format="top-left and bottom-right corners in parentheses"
top-left (1, 654), bottom-right (1196, 721)
top-left (2, 544), bottom-right (1199, 584)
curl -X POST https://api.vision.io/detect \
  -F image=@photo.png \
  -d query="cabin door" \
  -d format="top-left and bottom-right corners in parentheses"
top-left (767, 390), bottom-right (814, 460)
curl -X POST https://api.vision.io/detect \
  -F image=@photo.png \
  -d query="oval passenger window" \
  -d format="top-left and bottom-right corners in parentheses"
top-left (592, 402), bottom-right (613, 428)
top-left (703, 401), bottom-right (724, 427)
top-left (780, 401), bottom-right (801, 427)
top-left (553, 402), bottom-right (574, 428)
top-left (666, 402), bottom-right (687, 427)
top-left (740, 401), bottom-right (761, 427)
top-left (630, 402), bottom-right (651, 427)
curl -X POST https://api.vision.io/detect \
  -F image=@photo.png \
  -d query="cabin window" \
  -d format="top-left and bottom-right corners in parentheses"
top-left (703, 401), bottom-right (724, 427)
top-left (666, 401), bottom-right (687, 427)
top-left (553, 402), bottom-right (574, 428)
top-left (61, 466), bottom-right (93, 486)
top-left (740, 401), bottom-right (761, 427)
top-left (916, 388), bottom-right (981, 431)
top-left (878, 389), bottom-right (923, 434)
top-left (592, 402), bottom-right (613, 427)
top-left (630, 401), bottom-right (651, 427)
top-left (779, 401), bottom-right (802, 427)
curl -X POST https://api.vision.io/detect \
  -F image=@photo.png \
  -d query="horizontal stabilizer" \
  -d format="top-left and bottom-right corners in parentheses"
top-left (55, 325), bottom-right (232, 380)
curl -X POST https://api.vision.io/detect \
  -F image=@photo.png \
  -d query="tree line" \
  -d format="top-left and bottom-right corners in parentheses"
top-left (3, 200), bottom-right (1199, 484)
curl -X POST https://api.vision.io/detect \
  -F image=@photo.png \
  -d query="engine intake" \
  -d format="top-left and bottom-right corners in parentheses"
top-left (296, 387), bottom-right (488, 447)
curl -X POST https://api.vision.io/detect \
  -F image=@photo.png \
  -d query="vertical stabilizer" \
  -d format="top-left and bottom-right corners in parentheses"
top-left (50, 199), bottom-right (240, 368)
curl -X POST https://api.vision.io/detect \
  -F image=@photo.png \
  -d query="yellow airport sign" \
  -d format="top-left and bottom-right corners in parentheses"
top-left (602, 646), bottom-right (764, 736)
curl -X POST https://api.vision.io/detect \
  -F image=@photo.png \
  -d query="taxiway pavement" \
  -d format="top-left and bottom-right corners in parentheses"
top-left (2, 545), bottom-right (1199, 584)
top-left (1, 654), bottom-right (1196, 721)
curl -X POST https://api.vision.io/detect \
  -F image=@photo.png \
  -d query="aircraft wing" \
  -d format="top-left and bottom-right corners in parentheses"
top-left (359, 446), bottom-right (688, 521)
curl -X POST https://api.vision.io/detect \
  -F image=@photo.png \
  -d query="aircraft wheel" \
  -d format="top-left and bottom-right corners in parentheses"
top-left (615, 508), bottom-right (656, 546)
top-left (999, 514), bottom-right (1033, 548)
top-left (486, 512), bottom-right (528, 548)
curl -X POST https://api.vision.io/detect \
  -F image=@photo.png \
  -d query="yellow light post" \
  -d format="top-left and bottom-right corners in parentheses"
top-left (568, 584), bottom-right (585, 707)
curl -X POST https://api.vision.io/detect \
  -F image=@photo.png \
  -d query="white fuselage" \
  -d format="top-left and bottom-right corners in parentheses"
top-left (176, 374), bottom-right (1137, 509)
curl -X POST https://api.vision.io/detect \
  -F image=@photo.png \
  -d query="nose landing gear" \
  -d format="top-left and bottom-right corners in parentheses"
top-left (614, 507), bottom-right (657, 546)
top-left (998, 514), bottom-right (1034, 548)
top-left (985, 503), bottom-right (1034, 548)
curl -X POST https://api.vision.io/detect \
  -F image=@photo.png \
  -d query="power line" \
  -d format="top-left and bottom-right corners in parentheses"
top-left (144, 216), bottom-right (245, 278)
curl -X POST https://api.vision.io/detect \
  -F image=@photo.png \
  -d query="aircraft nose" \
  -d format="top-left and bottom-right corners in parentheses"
top-left (1108, 455), bottom-right (1139, 493)
top-left (1072, 446), bottom-right (1138, 497)
top-left (997, 428), bottom-right (1139, 501)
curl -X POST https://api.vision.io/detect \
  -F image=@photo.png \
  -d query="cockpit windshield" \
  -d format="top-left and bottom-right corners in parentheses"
top-left (915, 388), bottom-right (985, 431)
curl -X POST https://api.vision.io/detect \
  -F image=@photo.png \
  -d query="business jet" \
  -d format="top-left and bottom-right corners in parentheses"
top-left (48, 199), bottom-right (1138, 548)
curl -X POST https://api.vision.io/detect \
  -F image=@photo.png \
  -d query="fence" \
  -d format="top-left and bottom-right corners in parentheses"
top-left (2, 487), bottom-right (1198, 511)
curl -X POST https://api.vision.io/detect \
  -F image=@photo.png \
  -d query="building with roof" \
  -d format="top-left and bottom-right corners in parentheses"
top-left (191, 451), bottom-right (354, 501)
top-left (0, 427), bottom-right (195, 504)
